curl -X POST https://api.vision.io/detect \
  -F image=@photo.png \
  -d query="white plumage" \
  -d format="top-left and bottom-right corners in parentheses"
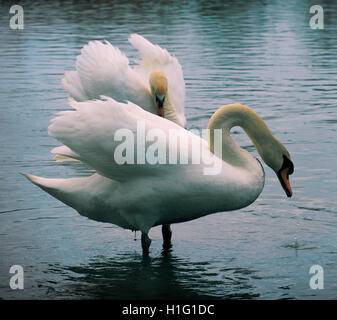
top-left (23, 34), bottom-right (294, 254)
top-left (62, 34), bottom-right (186, 127)
top-left (24, 96), bottom-right (294, 254)
top-left (49, 97), bottom-right (188, 181)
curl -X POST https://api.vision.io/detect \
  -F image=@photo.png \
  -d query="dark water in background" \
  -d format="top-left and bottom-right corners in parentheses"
top-left (1, 0), bottom-right (337, 299)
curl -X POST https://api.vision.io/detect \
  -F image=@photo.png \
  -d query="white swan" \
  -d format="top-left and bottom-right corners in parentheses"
top-left (23, 97), bottom-right (294, 254)
top-left (62, 34), bottom-right (186, 127)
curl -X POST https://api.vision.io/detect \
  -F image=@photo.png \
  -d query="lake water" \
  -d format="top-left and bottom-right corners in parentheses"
top-left (1, 0), bottom-right (337, 300)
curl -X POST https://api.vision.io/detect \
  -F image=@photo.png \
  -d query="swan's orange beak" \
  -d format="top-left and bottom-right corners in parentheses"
top-left (156, 105), bottom-right (165, 117)
top-left (277, 156), bottom-right (294, 198)
top-left (278, 167), bottom-right (293, 197)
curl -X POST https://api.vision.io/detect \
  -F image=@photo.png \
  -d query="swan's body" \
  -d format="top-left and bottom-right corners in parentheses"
top-left (62, 34), bottom-right (186, 127)
top-left (24, 98), bottom-right (293, 254)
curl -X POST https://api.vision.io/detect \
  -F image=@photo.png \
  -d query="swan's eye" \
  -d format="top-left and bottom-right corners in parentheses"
top-left (280, 155), bottom-right (294, 175)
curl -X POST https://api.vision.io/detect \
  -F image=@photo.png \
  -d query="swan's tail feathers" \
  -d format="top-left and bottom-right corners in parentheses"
top-left (21, 173), bottom-right (85, 210)
top-left (21, 173), bottom-right (64, 200)
top-left (62, 70), bottom-right (88, 102)
top-left (51, 146), bottom-right (81, 162)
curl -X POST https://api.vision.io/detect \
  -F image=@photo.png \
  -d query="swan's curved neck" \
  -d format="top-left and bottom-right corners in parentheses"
top-left (207, 104), bottom-right (274, 170)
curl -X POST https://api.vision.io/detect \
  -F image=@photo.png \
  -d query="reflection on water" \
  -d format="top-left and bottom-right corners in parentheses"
top-left (1, 0), bottom-right (337, 299)
top-left (29, 252), bottom-right (261, 300)
top-left (62, 253), bottom-right (223, 300)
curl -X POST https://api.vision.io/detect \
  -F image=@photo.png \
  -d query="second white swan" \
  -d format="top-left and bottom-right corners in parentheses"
top-left (62, 34), bottom-right (186, 127)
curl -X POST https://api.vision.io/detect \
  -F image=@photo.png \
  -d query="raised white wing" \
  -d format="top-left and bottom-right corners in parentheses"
top-left (62, 40), bottom-right (155, 113)
top-left (62, 34), bottom-right (186, 126)
top-left (49, 97), bottom-right (201, 182)
top-left (129, 34), bottom-right (186, 127)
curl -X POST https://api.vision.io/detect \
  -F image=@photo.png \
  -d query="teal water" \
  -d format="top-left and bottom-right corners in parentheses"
top-left (1, 0), bottom-right (337, 299)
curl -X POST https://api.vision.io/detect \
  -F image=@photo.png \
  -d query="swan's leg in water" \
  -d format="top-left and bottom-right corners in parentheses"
top-left (141, 233), bottom-right (152, 254)
top-left (162, 224), bottom-right (172, 249)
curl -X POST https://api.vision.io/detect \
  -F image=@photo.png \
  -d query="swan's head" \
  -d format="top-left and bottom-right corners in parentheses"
top-left (258, 139), bottom-right (294, 198)
top-left (207, 103), bottom-right (294, 197)
top-left (149, 70), bottom-right (168, 118)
